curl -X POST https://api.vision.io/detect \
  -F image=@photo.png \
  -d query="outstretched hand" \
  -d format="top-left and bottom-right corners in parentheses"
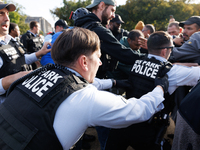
top-left (35, 42), bottom-right (52, 58)
top-left (154, 74), bottom-right (169, 93)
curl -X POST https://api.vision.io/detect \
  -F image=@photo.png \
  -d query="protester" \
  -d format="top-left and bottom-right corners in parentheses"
top-left (43, 19), bottom-right (68, 43)
top-left (106, 31), bottom-right (200, 150)
top-left (0, 27), bottom-right (168, 150)
top-left (75, 0), bottom-right (145, 79)
top-left (41, 7), bottom-right (90, 67)
top-left (167, 21), bottom-right (181, 37)
top-left (69, 7), bottom-right (91, 21)
top-left (171, 16), bottom-right (200, 62)
top-left (74, 0), bottom-right (146, 147)
top-left (108, 14), bottom-right (129, 41)
top-left (0, 1), bottom-right (51, 104)
top-left (142, 24), bottom-right (155, 38)
top-left (40, 19), bottom-right (69, 66)
top-left (135, 21), bottom-right (145, 31)
top-left (107, 29), bottom-right (144, 80)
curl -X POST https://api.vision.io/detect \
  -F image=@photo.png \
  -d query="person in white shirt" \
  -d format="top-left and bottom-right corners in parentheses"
top-left (106, 31), bottom-right (200, 150)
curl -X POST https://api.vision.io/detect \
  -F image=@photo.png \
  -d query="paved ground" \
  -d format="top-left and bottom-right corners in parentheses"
top-left (82, 118), bottom-right (175, 150)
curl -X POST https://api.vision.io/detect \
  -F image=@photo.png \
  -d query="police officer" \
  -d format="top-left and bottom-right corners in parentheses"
top-left (105, 31), bottom-right (200, 150)
top-left (0, 1), bottom-right (51, 103)
top-left (20, 21), bottom-right (45, 69)
top-left (20, 21), bottom-right (43, 53)
top-left (0, 27), bottom-right (169, 150)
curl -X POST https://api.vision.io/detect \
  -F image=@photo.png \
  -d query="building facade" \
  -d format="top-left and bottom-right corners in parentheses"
top-left (25, 16), bottom-right (53, 36)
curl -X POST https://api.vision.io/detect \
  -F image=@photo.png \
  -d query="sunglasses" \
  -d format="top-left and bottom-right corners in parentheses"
top-left (157, 46), bottom-right (174, 50)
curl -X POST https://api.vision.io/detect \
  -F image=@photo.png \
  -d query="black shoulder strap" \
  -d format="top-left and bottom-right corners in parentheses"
top-left (82, 21), bottom-right (101, 30)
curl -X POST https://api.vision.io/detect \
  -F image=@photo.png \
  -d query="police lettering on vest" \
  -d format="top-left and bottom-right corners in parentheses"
top-left (0, 39), bottom-right (31, 78)
top-left (127, 57), bottom-right (171, 99)
top-left (131, 60), bottom-right (161, 79)
top-left (19, 70), bottom-right (63, 99)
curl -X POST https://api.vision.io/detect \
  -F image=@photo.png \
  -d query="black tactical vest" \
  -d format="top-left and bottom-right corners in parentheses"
top-left (126, 57), bottom-right (172, 99)
top-left (23, 32), bottom-right (43, 53)
top-left (0, 39), bottom-right (32, 78)
top-left (0, 64), bottom-right (88, 150)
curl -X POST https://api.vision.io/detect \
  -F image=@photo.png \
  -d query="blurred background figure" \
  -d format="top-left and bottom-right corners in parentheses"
top-left (20, 21), bottom-right (43, 53)
top-left (20, 21), bottom-right (44, 69)
top-left (142, 24), bottom-right (155, 38)
top-left (167, 21), bottom-right (182, 37)
top-left (9, 22), bottom-right (20, 40)
top-left (169, 15), bottom-right (175, 23)
top-left (135, 21), bottom-right (145, 31)
top-left (109, 14), bottom-right (129, 41)
top-left (43, 19), bottom-right (68, 43)
top-left (70, 7), bottom-right (90, 22)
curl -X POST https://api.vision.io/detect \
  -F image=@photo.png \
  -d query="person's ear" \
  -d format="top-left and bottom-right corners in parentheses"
top-left (127, 38), bottom-right (132, 44)
top-left (161, 48), bottom-right (167, 57)
top-left (99, 1), bottom-right (106, 10)
top-left (78, 55), bottom-right (88, 71)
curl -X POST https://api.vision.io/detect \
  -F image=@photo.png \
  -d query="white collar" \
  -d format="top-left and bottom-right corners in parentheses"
top-left (148, 54), bottom-right (167, 62)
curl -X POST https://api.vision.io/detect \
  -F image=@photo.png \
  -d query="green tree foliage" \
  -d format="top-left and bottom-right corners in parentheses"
top-left (50, 0), bottom-right (92, 26)
top-left (50, 0), bottom-right (200, 31)
top-left (116, 0), bottom-right (196, 31)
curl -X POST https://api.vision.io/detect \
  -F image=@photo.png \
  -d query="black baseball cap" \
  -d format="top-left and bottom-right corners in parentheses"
top-left (86, 0), bottom-right (116, 9)
top-left (179, 16), bottom-right (200, 27)
top-left (55, 19), bottom-right (68, 29)
top-left (0, 1), bottom-right (16, 12)
top-left (110, 14), bottom-right (124, 24)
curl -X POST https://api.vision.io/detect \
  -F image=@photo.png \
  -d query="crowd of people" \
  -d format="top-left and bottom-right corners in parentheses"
top-left (0, 0), bottom-right (200, 149)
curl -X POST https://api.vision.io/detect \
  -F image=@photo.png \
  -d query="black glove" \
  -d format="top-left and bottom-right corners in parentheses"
top-left (154, 74), bottom-right (169, 93)
top-left (157, 62), bottom-right (172, 78)
top-left (114, 79), bottom-right (132, 89)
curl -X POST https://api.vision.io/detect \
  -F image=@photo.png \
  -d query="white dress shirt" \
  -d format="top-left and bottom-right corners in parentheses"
top-left (53, 68), bottom-right (164, 150)
top-left (148, 54), bottom-right (200, 94)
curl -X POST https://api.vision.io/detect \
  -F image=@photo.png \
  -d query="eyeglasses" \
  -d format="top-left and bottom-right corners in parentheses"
top-left (157, 46), bottom-right (174, 51)
top-left (142, 29), bottom-right (148, 32)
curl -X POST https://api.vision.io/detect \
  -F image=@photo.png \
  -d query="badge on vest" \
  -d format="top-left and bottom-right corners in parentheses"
top-left (3, 47), bottom-right (20, 60)
top-left (131, 60), bottom-right (161, 79)
top-left (17, 70), bottom-right (64, 102)
top-left (18, 46), bottom-right (25, 54)
top-left (33, 38), bottom-right (39, 42)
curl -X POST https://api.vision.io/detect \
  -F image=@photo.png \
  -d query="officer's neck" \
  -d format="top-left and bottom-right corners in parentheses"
top-left (30, 29), bottom-right (37, 35)
top-left (0, 35), bottom-right (6, 41)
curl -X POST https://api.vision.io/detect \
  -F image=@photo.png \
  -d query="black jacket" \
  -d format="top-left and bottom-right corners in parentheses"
top-left (75, 13), bottom-right (145, 66)
top-left (111, 28), bottom-right (129, 41)
top-left (20, 31), bottom-right (43, 53)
